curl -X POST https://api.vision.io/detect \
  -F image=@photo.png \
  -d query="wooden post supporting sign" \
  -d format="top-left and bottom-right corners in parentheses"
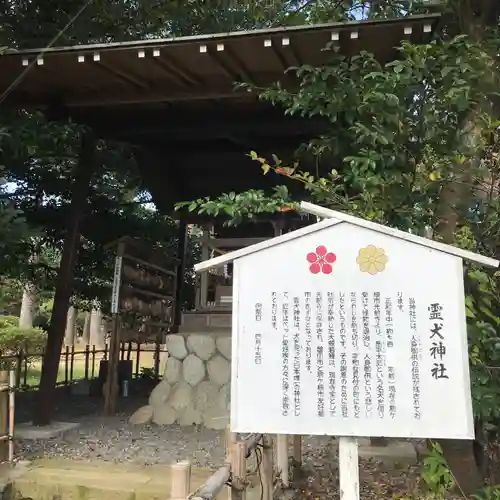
top-left (276, 434), bottom-right (289, 488)
top-left (339, 437), bottom-right (360, 500)
top-left (104, 242), bottom-right (124, 415)
top-left (171, 461), bottom-right (191, 500)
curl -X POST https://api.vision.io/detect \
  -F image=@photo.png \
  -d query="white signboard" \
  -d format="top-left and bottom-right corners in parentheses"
top-left (231, 222), bottom-right (473, 439)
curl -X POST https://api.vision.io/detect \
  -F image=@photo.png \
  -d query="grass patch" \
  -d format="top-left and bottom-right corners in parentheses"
top-left (21, 363), bottom-right (88, 388)
top-left (17, 348), bottom-right (161, 388)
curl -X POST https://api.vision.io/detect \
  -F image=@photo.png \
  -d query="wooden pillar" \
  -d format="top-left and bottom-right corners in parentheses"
top-left (271, 219), bottom-right (284, 237)
top-left (225, 425), bottom-right (237, 498)
top-left (0, 370), bottom-right (8, 462)
top-left (33, 132), bottom-right (96, 426)
top-left (231, 442), bottom-right (247, 500)
top-left (104, 243), bottom-right (124, 416)
top-left (276, 434), bottom-right (289, 488)
top-left (292, 435), bottom-right (302, 482)
top-left (259, 435), bottom-right (274, 500)
top-left (172, 221), bottom-right (188, 333)
top-left (170, 461), bottom-right (192, 500)
top-left (199, 226), bottom-right (210, 310)
top-left (272, 218), bottom-right (289, 488)
top-left (339, 437), bottom-right (360, 500)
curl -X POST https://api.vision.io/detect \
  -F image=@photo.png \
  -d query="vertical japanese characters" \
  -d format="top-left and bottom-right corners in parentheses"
top-left (316, 292), bottom-right (325, 417)
top-left (254, 289), bottom-right (450, 426)
top-left (410, 296), bottom-right (421, 419)
top-left (282, 293), bottom-right (290, 416)
top-left (327, 292), bottom-right (336, 417)
top-left (429, 303), bottom-right (448, 380)
top-left (293, 297), bottom-right (301, 416)
top-left (254, 302), bottom-right (262, 365)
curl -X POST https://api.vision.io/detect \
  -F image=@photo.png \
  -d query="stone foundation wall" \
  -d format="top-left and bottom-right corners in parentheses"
top-left (147, 333), bottom-right (231, 429)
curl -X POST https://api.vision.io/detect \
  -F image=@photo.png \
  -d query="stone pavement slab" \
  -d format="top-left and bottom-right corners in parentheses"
top-left (15, 421), bottom-right (80, 440)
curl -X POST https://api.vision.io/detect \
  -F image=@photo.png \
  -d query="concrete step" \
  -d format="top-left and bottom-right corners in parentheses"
top-left (9, 458), bottom-right (262, 500)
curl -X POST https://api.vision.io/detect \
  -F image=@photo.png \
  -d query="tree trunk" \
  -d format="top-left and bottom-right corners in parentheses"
top-left (82, 311), bottom-right (91, 345)
top-left (19, 284), bottom-right (37, 328)
top-left (32, 133), bottom-right (96, 426)
top-left (64, 305), bottom-right (76, 346)
top-left (434, 119), bottom-right (485, 493)
top-left (90, 305), bottom-right (104, 348)
top-left (439, 439), bottom-right (482, 494)
top-left (433, 2), bottom-right (500, 487)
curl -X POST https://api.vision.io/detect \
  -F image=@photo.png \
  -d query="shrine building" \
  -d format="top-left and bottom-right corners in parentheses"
top-left (0, 14), bottom-right (440, 425)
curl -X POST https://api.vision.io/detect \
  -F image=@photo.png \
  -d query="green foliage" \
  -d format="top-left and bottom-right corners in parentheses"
top-left (186, 35), bottom-right (498, 232)
top-left (473, 486), bottom-right (500, 500)
top-left (0, 0), bottom-right (440, 50)
top-left (465, 267), bottom-right (500, 425)
top-left (420, 443), bottom-right (455, 498)
top-left (182, 11), bottom-right (500, 490)
top-left (0, 279), bottom-right (22, 315)
top-left (176, 187), bottom-right (295, 226)
top-left (0, 110), bottom-right (183, 306)
top-left (0, 315), bottom-right (46, 355)
top-left (0, 192), bottom-right (36, 277)
top-left (395, 443), bottom-right (455, 500)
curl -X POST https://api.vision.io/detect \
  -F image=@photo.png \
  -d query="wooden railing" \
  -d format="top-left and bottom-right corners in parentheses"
top-left (170, 429), bottom-right (286, 500)
top-left (0, 371), bottom-right (15, 464)
top-left (0, 342), bottom-right (168, 390)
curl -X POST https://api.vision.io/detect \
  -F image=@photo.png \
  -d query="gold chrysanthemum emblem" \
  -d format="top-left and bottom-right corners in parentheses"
top-left (356, 245), bottom-right (388, 275)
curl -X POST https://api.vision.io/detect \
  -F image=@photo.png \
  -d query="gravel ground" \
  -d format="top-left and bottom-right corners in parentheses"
top-left (18, 415), bottom-right (227, 466)
top-left (15, 392), bottom-right (425, 499)
top-left (18, 415), bottom-right (423, 499)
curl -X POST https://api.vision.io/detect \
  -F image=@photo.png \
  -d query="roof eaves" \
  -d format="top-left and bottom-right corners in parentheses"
top-left (2, 13), bottom-right (441, 57)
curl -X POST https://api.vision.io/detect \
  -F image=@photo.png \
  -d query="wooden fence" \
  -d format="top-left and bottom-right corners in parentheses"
top-left (171, 428), bottom-right (300, 500)
top-left (1, 342), bottom-right (168, 390)
top-left (0, 371), bottom-right (15, 464)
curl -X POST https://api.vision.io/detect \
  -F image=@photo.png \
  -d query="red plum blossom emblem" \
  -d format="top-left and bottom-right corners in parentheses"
top-left (306, 245), bottom-right (337, 274)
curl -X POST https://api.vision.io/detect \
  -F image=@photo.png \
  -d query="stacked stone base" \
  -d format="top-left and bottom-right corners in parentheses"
top-left (139, 333), bottom-right (232, 429)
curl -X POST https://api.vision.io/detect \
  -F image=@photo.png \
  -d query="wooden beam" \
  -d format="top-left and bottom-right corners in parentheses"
top-left (208, 47), bottom-right (240, 81)
top-left (225, 46), bottom-right (255, 84)
top-left (94, 61), bottom-right (150, 89)
top-left (107, 119), bottom-right (324, 139)
top-left (271, 43), bottom-right (292, 74)
top-left (149, 58), bottom-right (191, 87)
top-left (75, 103), bottom-right (295, 128)
top-left (209, 45), bottom-right (255, 85)
top-left (284, 44), bottom-right (302, 67)
top-left (65, 86), bottom-right (251, 107)
top-left (197, 237), bottom-right (270, 248)
top-left (155, 53), bottom-right (203, 86)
